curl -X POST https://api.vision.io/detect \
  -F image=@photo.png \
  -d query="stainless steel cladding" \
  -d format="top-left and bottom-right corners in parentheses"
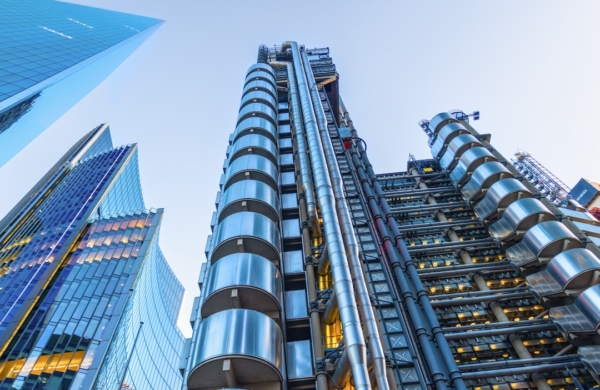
top-left (218, 180), bottom-right (280, 223)
top-left (246, 63), bottom-right (276, 79)
top-left (473, 178), bottom-right (533, 222)
top-left (237, 103), bottom-right (278, 127)
top-left (461, 161), bottom-right (514, 202)
top-left (188, 309), bottom-right (284, 390)
top-left (428, 112), bottom-right (458, 138)
top-left (449, 146), bottom-right (497, 186)
top-left (201, 253), bottom-right (282, 318)
top-left (430, 123), bottom-right (469, 160)
top-left (211, 211), bottom-right (281, 264)
top-left (439, 134), bottom-right (483, 171)
top-left (229, 134), bottom-right (278, 166)
top-left (550, 285), bottom-right (600, 343)
top-left (506, 220), bottom-right (582, 269)
top-left (527, 248), bottom-right (600, 302)
top-left (244, 70), bottom-right (276, 89)
top-left (222, 155), bottom-right (279, 192)
top-left (488, 198), bottom-right (554, 242)
top-left (579, 347), bottom-right (600, 383)
top-left (241, 90), bottom-right (277, 112)
top-left (234, 117), bottom-right (278, 143)
top-left (243, 80), bottom-right (277, 99)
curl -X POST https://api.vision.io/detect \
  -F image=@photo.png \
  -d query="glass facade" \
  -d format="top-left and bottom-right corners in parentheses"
top-left (0, 0), bottom-right (163, 167)
top-left (0, 125), bottom-right (185, 389)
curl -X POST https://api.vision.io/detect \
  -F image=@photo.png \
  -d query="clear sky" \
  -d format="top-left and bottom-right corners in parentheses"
top-left (0, 1), bottom-right (599, 337)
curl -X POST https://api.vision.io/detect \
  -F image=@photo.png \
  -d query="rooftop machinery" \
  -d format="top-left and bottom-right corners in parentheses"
top-left (512, 150), bottom-right (572, 206)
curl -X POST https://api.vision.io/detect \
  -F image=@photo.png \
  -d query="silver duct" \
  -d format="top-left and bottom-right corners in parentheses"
top-left (289, 41), bottom-right (372, 390)
top-left (300, 48), bottom-right (390, 390)
top-left (285, 62), bottom-right (318, 224)
top-left (324, 286), bottom-right (339, 325)
top-left (281, 41), bottom-right (292, 53)
top-left (318, 242), bottom-right (330, 276)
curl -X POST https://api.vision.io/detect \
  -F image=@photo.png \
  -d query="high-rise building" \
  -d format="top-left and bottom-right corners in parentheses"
top-left (183, 42), bottom-right (600, 390)
top-left (0, 0), bottom-right (163, 167)
top-left (0, 124), bottom-right (185, 389)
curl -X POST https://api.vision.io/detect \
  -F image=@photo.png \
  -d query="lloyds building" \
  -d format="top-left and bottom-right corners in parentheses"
top-left (183, 42), bottom-right (600, 390)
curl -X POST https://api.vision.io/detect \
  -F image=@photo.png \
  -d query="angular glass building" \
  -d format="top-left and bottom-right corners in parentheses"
top-left (0, 124), bottom-right (185, 389)
top-left (0, 0), bottom-right (163, 167)
top-left (183, 42), bottom-right (600, 390)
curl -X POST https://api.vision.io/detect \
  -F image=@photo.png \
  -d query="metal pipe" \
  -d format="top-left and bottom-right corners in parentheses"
top-left (398, 219), bottom-right (483, 232)
top-left (383, 186), bottom-right (459, 197)
top-left (417, 261), bottom-right (512, 276)
top-left (294, 148), bottom-right (328, 390)
top-left (459, 355), bottom-right (580, 371)
top-left (332, 348), bottom-right (351, 388)
top-left (302, 48), bottom-right (390, 390)
top-left (407, 239), bottom-right (497, 253)
top-left (460, 361), bottom-right (584, 380)
top-left (318, 242), bottom-right (330, 276)
top-left (341, 98), bottom-right (466, 390)
top-left (286, 62), bottom-right (318, 225)
top-left (444, 323), bottom-right (557, 340)
top-left (431, 286), bottom-right (528, 300)
top-left (290, 42), bottom-right (372, 390)
top-left (443, 319), bottom-right (551, 333)
top-left (430, 291), bottom-right (532, 308)
top-left (390, 202), bottom-right (468, 214)
top-left (324, 286), bottom-right (339, 325)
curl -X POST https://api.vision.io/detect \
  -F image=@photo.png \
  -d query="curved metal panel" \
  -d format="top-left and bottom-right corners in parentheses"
top-left (462, 161), bottom-right (514, 203)
top-left (578, 346), bottom-right (600, 383)
top-left (488, 198), bottom-right (554, 242)
top-left (546, 248), bottom-right (600, 287)
top-left (201, 253), bottom-right (282, 318)
top-left (188, 309), bottom-right (284, 390)
top-left (430, 123), bottom-right (469, 159)
top-left (218, 180), bottom-right (280, 223)
top-left (428, 112), bottom-right (458, 136)
top-left (506, 220), bottom-right (582, 268)
top-left (234, 117), bottom-right (277, 144)
top-left (229, 134), bottom-right (278, 166)
top-left (244, 70), bottom-right (276, 89)
top-left (440, 134), bottom-right (483, 171)
top-left (246, 63), bottom-right (275, 77)
top-left (527, 248), bottom-right (600, 302)
top-left (237, 102), bottom-right (277, 127)
top-left (223, 155), bottom-right (278, 192)
top-left (449, 147), bottom-right (497, 186)
top-left (550, 285), bottom-right (600, 340)
top-left (474, 178), bottom-right (532, 222)
top-left (211, 211), bottom-right (281, 264)
top-left (240, 90), bottom-right (277, 112)
top-left (243, 80), bottom-right (276, 100)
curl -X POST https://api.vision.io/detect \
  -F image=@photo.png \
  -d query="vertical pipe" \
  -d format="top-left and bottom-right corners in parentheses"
top-left (286, 63), bottom-right (318, 225)
top-left (289, 42), bottom-right (371, 390)
top-left (289, 67), bottom-right (328, 390)
top-left (300, 48), bottom-right (389, 390)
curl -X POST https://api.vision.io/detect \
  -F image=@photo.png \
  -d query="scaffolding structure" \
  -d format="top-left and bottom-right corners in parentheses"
top-left (512, 150), bottom-right (571, 205)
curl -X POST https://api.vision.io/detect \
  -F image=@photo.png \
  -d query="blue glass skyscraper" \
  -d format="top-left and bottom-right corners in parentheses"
top-left (0, 124), bottom-right (185, 389)
top-left (0, 0), bottom-right (163, 167)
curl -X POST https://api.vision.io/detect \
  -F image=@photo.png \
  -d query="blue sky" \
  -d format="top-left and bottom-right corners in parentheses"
top-left (0, 1), bottom-right (599, 336)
